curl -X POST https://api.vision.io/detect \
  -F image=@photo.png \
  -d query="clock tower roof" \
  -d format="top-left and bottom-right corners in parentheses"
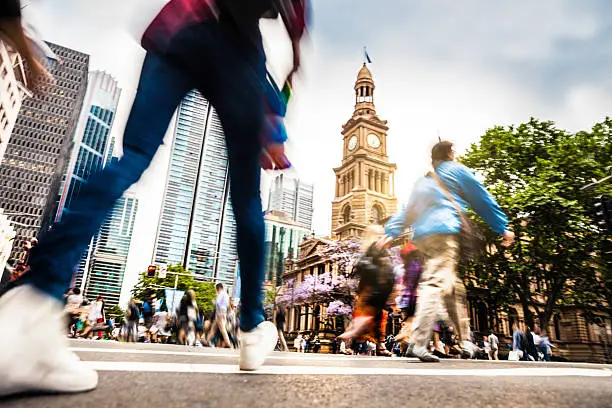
top-left (356, 63), bottom-right (373, 83)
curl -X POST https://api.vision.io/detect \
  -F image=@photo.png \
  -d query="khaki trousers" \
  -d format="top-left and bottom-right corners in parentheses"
top-left (409, 234), bottom-right (471, 348)
top-left (207, 311), bottom-right (232, 348)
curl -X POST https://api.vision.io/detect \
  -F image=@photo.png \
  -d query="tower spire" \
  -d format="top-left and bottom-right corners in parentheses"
top-left (354, 63), bottom-right (375, 117)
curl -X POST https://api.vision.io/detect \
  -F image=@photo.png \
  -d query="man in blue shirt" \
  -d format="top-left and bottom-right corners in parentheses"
top-left (379, 141), bottom-right (514, 362)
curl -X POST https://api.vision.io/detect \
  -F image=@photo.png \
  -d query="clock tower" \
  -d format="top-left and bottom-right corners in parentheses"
top-left (331, 64), bottom-right (398, 239)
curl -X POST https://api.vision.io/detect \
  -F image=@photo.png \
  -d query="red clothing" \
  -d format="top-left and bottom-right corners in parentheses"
top-left (142, 0), bottom-right (308, 54)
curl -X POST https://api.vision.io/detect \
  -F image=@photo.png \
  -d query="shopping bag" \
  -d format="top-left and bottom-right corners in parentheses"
top-left (508, 350), bottom-right (521, 361)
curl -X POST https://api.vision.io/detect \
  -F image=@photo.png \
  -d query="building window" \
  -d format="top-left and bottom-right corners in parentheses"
top-left (342, 205), bottom-right (351, 224)
top-left (371, 204), bottom-right (384, 225)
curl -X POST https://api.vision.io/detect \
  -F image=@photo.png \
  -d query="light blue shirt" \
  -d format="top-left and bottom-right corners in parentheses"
top-left (385, 161), bottom-right (509, 241)
top-left (215, 291), bottom-right (230, 313)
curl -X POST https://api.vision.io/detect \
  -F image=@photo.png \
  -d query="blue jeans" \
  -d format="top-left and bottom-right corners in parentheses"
top-left (25, 22), bottom-right (266, 332)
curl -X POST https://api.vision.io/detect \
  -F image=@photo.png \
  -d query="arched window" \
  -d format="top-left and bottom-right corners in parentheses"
top-left (372, 204), bottom-right (384, 224)
top-left (343, 205), bottom-right (351, 224)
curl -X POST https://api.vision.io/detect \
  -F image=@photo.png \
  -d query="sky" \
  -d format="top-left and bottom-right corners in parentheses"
top-left (25, 0), bottom-right (612, 305)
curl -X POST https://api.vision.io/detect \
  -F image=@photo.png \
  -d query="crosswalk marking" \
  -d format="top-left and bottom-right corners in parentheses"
top-left (70, 347), bottom-right (401, 362)
top-left (84, 361), bottom-right (612, 377)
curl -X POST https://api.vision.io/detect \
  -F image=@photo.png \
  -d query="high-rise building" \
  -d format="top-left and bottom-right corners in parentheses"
top-left (152, 90), bottom-right (238, 286)
top-left (54, 71), bottom-right (121, 221)
top-left (264, 210), bottom-right (309, 286)
top-left (82, 190), bottom-right (138, 306)
top-left (53, 71), bottom-right (121, 291)
top-left (0, 42), bottom-right (89, 259)
top-left (0, 41), bottom-right (29, 164)
top-left (267, 174), bottom-right (314, 230)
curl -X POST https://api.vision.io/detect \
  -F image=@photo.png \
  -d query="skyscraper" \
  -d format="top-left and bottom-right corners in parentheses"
top-left (0, 42), bottom-right (89, 259)
top-left (54, 71), bottom-right (121, 221)
top-left (82, 190), bottom-right (138, 306)
top-left (53, 71), bottom-right (122, 291)
top-left (264, 210), bottom-right (308, 286)
top-left (0, 41), bottom-right (29, 164)
top-left (152, 90), bottom-right (238, 286)
top-left (267, 174), bottom-right (314, 230)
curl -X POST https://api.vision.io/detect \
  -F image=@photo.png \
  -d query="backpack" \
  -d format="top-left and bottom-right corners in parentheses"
top-left (352, 245), bottom-right (395, 309)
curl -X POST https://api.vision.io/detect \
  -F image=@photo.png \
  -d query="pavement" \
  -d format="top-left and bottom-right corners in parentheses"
top-left (2, 339), bottom-right (612, 408)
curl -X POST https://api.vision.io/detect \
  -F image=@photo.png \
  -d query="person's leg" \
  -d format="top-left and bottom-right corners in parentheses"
top-left (409, 235), bottom-right (450, 349)
top-left (278, 329), bottom-right (289, 352)
top-left (206, 318), bottom-right (219, 343)
top-left (216, 313), bottom-right (233, 349)
top-left (22, 53), bottom-right (193, 299)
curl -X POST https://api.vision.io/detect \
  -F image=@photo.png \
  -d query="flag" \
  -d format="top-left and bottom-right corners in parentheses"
top-left (364, 47), bottom-right (372, 64)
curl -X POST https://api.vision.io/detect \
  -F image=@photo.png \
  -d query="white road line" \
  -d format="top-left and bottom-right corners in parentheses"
top-left (69, 347), bottom-right (400, 362)
top-left (84, 361), bottom-right (612, 377)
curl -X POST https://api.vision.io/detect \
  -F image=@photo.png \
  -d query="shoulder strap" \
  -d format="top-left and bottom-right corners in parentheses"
top-left (427, 170), bottom-right (463, 216)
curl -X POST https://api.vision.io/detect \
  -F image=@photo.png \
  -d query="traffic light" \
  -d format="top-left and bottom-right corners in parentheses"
top-left (147, 265), bottom-right (157, 278)
top-left (594, 195), bottom-right (612, 234)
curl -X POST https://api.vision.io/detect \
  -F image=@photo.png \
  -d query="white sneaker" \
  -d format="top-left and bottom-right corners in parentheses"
top-left (239, 321), bottom-right (278, 371)
top-left (0, 285), bottom-right (98, 397)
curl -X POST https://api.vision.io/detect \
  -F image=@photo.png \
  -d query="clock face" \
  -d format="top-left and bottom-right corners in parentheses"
top-left (348, 136), bottom-right (358, 150)
top-left (368, 133), bottom-right (381, 148)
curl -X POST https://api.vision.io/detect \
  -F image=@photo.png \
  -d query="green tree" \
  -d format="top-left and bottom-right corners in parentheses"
top-left (131, 264), bottom-right (218, 317)
top-left (460, 118), bottom-right (612, 330)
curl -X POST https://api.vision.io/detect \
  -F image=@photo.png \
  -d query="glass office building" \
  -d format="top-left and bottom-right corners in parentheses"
top-left (54, 71), bottom-right (121, 221)
top-left (264, 210), bottom-right (309, 286)
top-left (153, 90), bottom-right (238, 286)
top-left (267, 174), bottom-right (314, 231)
top-left (83, 191), bottom-right (138, 306)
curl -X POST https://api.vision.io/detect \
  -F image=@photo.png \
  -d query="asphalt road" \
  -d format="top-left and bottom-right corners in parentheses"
top-left (2, 339), bottom-right (611, 408)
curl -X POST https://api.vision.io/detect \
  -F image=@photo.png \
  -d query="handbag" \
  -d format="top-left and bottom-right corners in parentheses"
top-left (428, 171), bottom-right (485, 261)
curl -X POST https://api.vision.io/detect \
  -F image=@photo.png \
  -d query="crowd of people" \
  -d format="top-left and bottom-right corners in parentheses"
top-left (62, 284), bottom-right (242, 348)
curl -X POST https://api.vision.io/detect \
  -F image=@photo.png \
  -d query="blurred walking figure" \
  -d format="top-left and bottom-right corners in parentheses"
top-left (0, 0), bottom-right (308, 394)
top-left (538, 329), bottom-right (554, 362)
top-left (379, 141), bottom-right (514, 362)
top-left (393, 242), bottom-right (423, 349)
top-left (294, 333), bottom-right (303, 352)
top-left (338, 226), bottom-right (395, 357)
top-left (126, 299), bottom-right (140, 343)
top-left (86, 296), bottom-right (106, 340)
top-left (150, 304), bottom-right (170, 343)
top-left (178, 290), bottom-right (198, 346)
top-left (206, 284), bottom-right (233, 348)
top-left (488, 331), bottom-right (499, 360)
top-left (274, 304), bottom-right (289, 351)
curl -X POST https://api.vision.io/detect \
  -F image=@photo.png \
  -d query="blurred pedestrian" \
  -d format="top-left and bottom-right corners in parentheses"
top-left (65, 288), bottom-right (84, 337)
top-left (488, 331), bottom-right (499, 360)
top-left (0, 0), bottom-right (308, 396)
top-left (274, 304), bottom-right (289, 351)
top-left (379, 140), bottom-right (514, 362)
top-left (178, 290), bottom-right (198, 346)
top-left (294, 333), bottom-right (303, 353)
top-left (206, 284), bottom-right (233, 348)
top-left (394, 242), bottom-right (423, 347)
top-left (126, 299), bottom-right (140, 343)
top-left (85, 295), bottom-right (106, 340)
top-left (338, 226), bottom-right (395, 357)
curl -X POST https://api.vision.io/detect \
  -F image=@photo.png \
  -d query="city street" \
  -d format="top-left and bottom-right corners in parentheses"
top-left (2, 339), bottom-right (611, 408)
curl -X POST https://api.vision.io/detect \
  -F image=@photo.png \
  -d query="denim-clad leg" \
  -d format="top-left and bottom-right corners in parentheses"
top-left (25, 53), bottom-right (193, 301)
top-left (173, 22), bottom-right (267, 332)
